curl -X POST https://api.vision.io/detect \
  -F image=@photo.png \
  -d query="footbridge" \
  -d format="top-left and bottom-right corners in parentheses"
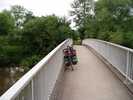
top-left (0, 39), bottom-right (133, 100)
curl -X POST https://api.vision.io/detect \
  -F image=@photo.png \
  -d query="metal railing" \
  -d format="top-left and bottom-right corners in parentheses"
top-left (0, 39), bottom-right (72, 100)
top-left (83, 39), bottom-right (133, 84)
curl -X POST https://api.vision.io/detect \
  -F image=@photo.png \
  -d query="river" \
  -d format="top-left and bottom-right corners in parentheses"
top-left (0, 67), bottom-right (25, 96)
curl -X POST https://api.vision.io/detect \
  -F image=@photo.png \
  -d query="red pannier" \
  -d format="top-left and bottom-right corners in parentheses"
top-left (63, 49), bottom-right (69, 56)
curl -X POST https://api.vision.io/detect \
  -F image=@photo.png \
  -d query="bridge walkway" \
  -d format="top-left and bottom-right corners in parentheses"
top-left (59, 45), bottom-right (133, 100)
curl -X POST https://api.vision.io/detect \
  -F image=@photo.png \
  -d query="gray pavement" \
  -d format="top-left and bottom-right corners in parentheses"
top-left (59, 45), bottom-right (133, 100)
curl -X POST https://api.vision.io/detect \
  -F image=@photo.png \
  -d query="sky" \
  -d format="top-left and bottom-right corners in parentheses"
top-left (0, 0), bottom-right (97, 28)
top-left (0, 0), bottom-right (74, 17)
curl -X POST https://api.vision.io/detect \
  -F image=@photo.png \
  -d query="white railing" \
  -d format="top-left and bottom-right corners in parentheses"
top-left (83, 39), bottom-right (133, 84)
top-left (0, 39), bottom-right (72, 100)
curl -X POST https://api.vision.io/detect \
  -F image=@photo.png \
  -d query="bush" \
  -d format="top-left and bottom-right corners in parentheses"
top-left (109, 32), bottom-right (124, 45)
top-left (0, 45), bottom-right (23, 66)
top-left (20, 55), bottom-right (41, 70)
top-left (97, 32), bottom-right (111, 41)
top-left (122, 32), bottom-right (133, 49)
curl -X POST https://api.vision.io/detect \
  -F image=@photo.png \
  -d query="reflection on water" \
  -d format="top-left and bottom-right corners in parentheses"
top-left (0, 67), bottom-right (25, 96)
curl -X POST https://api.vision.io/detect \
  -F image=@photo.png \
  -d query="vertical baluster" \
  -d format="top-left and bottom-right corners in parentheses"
top-left (31, 79), bottom-right (34, 100)
top-left (128, 52), bottom-right (133, 83)
top-left (130, 53), bottom-right (133, 80)
top-left (125, 51), bottom-right (130, 84)
top-left (107, 43), bottom-right (110, 61)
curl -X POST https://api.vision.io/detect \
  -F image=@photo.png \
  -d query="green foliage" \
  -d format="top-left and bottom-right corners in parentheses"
top-left (95, 0), bottom-right (133, 32)
top-left (0, 6), bottom-right (73, 69)
top-left (10, 5), bottom-right (34, 28)
top-left (0, 11), bottom-right (15, 35)
top-left (122, 32), bottom-right (133, 48)
top-left (71, 0), bottom-right (133, 48)
top-left (73, 39), bottom-right (81, 45)
top-left (21, 16), bottom-right (72, 56)
top-left (20, 55), bottom-right (41, 70)
top-left (109, 32), bottom-right (124, 44)
top-left (70, 0), bottom-right (94, 26)
top-left (0, 44), bottom-right (23, 66)
top-left (97, 32), bottom-right (111, 41)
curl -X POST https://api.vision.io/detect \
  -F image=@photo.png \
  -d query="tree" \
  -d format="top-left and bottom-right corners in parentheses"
top-left (70, 0), bottom-right (94, 26)
top-left (21, 15), bottom-right (72, 56)
top-left (70, 0), bottom-right (133, 48)
top-left (70, 0), bottom-right (95, 41)
top-left (0, 6), bottom-right (74, 69)
top-left (0, 11), bottom-right (15, 35)
top-left (94, 0), bottom-right (133, 44)
top-left (95, 0), bottom-right (133, 32)
top-left (10, 5), bottom-right (34, 28)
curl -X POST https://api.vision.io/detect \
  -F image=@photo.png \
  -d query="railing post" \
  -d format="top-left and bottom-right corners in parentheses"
top-left (107, 43), bottom-right (110, 60)
top-left (31, 79), bottom-right (34, 100)
top-left (125, 51), bottom-right (130, 84)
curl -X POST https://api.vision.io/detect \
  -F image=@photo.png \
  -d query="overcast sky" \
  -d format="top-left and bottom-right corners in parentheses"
top-left (0, 0), bottom-right (98, 29)
top-left (0, 0), bottom-right (74, 17)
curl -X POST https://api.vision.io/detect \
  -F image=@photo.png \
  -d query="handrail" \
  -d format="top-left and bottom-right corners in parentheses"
top-left (0, 39), bottom-right (72, 100)
top-left (83, 39), bottom-right (133, 84)
top-left (89, 39), bottom-right (133, 53)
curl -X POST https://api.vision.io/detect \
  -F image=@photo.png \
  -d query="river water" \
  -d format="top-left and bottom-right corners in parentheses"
top-left (0, 67), bottom-right (25, 96)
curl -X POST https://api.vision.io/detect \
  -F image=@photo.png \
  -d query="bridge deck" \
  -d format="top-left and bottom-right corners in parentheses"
top-left (59, 45), bottom-right (133, 100)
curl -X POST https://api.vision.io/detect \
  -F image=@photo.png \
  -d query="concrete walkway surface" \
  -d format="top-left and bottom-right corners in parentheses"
top-left (59, 45), bottom-right (133, 100)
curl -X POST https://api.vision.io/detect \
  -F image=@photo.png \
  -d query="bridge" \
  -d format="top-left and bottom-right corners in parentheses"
top-left (0, 39), bottom-right (133, 100)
